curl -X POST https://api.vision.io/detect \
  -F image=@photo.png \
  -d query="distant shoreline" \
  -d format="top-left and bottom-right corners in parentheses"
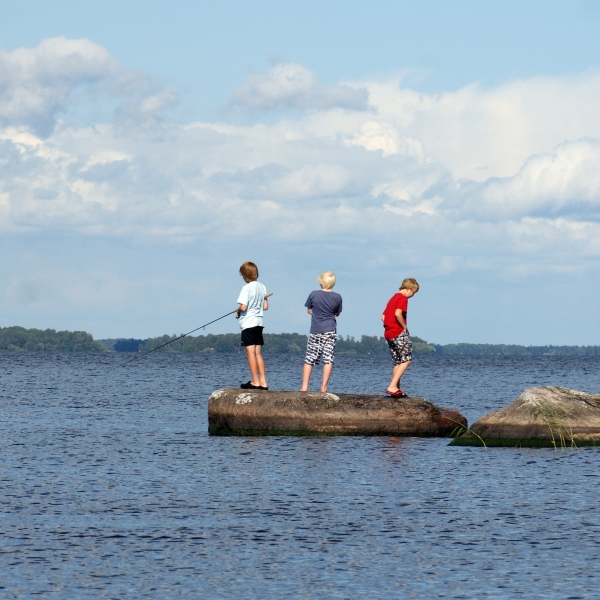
top-left (112, 334), bottom-right (600, 356)
top-left (2, 326), bottom-right (599, 355)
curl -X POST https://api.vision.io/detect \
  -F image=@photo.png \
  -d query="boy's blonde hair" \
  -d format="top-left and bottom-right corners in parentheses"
top-left (400, 277), bottom-right (419, 292)
top-left (318, 271), bottom-right (336, 290)
top-left (239, 261), bottom-right (259, 281)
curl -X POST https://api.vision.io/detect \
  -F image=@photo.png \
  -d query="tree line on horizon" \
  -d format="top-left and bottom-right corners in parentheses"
top-left (432, 343), bottom-right (600, 356)
top-left (0, 326), bottom-right (105, 352)
top-left (2, 326), bottom-right (600, 356)
top-left (105, 334), bottom-right (600, 356)
top-left (125, 333), bottom-right (436, 355)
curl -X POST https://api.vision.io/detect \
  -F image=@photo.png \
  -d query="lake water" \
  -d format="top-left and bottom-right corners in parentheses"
top-left (2, 352), bottom-right (600, 598)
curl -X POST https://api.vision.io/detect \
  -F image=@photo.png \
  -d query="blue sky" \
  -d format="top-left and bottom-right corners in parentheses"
top-left (1, 0), bottom-right (600, 344)
top-left (3, 1), bottom-right (600, 119)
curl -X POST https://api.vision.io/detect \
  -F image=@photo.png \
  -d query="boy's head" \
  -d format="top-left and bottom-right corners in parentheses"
top-left (318, 271), bottom-right (336, 290)
top-left (239, 261), bottom-right (259, 282)
top-left (400, 277), bottom-right (419, 295)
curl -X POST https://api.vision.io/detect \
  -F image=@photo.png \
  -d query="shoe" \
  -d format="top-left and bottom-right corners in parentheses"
top-left (387, 389), bottom-right (407, 397)
top-left (259, 386), bottom-right (269, 390)
top-left (240, 381), bottom-right (261, 389)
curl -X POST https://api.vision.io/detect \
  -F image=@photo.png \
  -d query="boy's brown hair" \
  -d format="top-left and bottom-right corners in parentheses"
top-left (400, 277), bottom-right (419, 292)
top-left (239, 261), bottom-right (259, 281)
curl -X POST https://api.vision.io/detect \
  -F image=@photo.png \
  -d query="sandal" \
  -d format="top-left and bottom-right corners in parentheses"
top-left (387, 389), bottom-right (407, 397)
top-left (240, 381), bottom-right (262, 389)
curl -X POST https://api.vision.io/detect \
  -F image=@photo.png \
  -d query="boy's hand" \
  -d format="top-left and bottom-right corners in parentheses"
top-left (394, 308), bottom-right (407, 330)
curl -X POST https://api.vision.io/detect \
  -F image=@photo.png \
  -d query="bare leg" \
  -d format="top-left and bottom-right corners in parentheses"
top-left (254, 345), bottom-right (267, 387)
top-left (321, 363), bottom-right (333, 393)
top-left (300, 363), bottom-right (312, 391)
top-left (245, 346), bottom-right (260, 385)
top-left (386, 360), bottom-right (411, 393)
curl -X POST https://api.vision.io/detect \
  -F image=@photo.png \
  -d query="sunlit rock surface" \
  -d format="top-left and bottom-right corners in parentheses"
top-left (452, 386), bottom-right (600, 447)
top-left (208, 388), bottom-right (466, 436)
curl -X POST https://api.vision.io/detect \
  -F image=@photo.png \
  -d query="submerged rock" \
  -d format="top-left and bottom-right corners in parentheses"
top-left (208, 388), bottom-right (466, 436)
top-left (452, 386), bottom-right (600, 448)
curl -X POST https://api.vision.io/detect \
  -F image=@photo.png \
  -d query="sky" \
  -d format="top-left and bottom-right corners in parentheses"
top-left (1, 0), bottom-right (600, 345)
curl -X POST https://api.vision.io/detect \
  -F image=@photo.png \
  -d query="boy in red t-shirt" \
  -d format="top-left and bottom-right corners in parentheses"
top-left (381, 278), bottom-right (419, 397)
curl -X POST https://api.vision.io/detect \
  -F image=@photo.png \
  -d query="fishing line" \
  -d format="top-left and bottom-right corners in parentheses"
top-left (114, 292), bottom-right (272, 369)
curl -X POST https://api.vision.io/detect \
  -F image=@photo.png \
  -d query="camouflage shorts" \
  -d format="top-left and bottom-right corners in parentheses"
top-left (387, 331), bottom-right (412, 365)
top-left (305, 332), bottom-right (337, 365)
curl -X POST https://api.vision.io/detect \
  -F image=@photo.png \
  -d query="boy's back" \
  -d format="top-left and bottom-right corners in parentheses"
top-left (237, 280), bottom-right (267, 329)
top-left (305, 289), bottom-right (343, 334)
top-left (382, 292), bottom-right (408, 339)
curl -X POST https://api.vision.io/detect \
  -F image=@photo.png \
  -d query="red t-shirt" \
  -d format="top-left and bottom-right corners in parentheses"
top-left (383, 293), bottom-right (408, 340)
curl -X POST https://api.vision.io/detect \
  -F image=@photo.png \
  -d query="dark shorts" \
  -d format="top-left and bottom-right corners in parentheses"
top-left (387, 331), bottom-right (412, 365)
top-left (241, 326), bottom-right (264, 347)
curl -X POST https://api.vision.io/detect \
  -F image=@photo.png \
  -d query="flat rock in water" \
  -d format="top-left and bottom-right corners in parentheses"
top-left (208, 388), bottom-right (466, 436)
top-left (452, 386), bottom-right (600, 448)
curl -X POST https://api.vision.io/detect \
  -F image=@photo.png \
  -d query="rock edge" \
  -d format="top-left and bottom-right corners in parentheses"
top-left (208, 388), bottom-right (467, 437)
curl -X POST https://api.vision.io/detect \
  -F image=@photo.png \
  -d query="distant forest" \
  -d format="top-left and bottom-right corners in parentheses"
top-left (2, 326), bottom-right (599, 355)
top-left (432, 343), bottom-right (600, 356)
top-left (0, 326), bottom-right (105, 352)
top-left (112, 333), bottom-right (436, 355)
top-left (102, 334), bottom-right (600, 356)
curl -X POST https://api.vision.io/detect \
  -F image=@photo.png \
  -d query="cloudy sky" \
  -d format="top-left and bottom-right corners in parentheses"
top-left (1, 0), bottom-right (600, 345)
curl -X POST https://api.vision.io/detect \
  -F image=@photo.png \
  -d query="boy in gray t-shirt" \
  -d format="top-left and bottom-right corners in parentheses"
top-left (300, 271), bottom-right (342, 393)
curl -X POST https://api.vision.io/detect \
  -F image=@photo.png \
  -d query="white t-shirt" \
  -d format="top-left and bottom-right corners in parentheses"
top-left (237, 281), bottom-right (267, 330)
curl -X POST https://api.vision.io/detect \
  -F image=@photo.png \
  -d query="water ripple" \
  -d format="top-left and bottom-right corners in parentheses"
top-left (1, 353), bottom-right (600, 598)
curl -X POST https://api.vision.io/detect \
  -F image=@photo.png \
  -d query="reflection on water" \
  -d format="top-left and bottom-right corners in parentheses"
top-left (1, 353), bottom-right (600, 598)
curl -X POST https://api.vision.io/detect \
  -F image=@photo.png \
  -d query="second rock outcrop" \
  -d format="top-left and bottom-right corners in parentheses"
top-left (452, 386), bottom-right (600, 447)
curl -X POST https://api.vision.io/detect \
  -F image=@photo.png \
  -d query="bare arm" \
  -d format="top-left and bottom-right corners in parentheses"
top-left (264, 291), bottom-right (273, 311)
top-left (394, 308), bottom-right (408, 331)
top-left (307, 308), bottom-right (313, 314)
top-left (381, 313), bottom-right (385, 322)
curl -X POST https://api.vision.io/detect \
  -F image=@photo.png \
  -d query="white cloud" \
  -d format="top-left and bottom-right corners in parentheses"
top-left (0, 37), bottom-right (118, 134)
top-left (367, 71), bottom-right (600, 181)
top-left (0, 37), bottom-right (178, 135)
top-left (1, 40), bottom-right (600, 280)
top-left (228, 61), bottom-right (368, 111)
top-left (456, 139), bottom-right (600, 221)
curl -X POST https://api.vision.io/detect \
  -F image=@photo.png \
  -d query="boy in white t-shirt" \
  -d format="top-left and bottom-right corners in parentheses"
top-left (236, 261), bottom-right (269, 390)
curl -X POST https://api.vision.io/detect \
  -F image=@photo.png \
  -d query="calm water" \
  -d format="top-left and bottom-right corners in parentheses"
top-left (2, 352), bottom-right (600, 599)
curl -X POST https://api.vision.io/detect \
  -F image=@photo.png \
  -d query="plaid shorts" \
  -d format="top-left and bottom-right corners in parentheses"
top-left (387, 331), bottom-right (412, 365)
top-left (305, 332), bottom-right (337, 365)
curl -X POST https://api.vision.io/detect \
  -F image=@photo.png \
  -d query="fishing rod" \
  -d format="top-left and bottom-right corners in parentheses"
top-left (116, 292), bottom-right (273, 368)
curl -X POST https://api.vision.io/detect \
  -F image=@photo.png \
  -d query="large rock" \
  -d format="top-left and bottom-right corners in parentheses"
top-left (208, 388), bottom-right (466, 436)
top-left (452, 386), bottom-right (600, 447)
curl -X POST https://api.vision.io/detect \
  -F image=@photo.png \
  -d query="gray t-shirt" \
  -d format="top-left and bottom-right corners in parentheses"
top-left (305, 290), bottom-right (343, 334)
